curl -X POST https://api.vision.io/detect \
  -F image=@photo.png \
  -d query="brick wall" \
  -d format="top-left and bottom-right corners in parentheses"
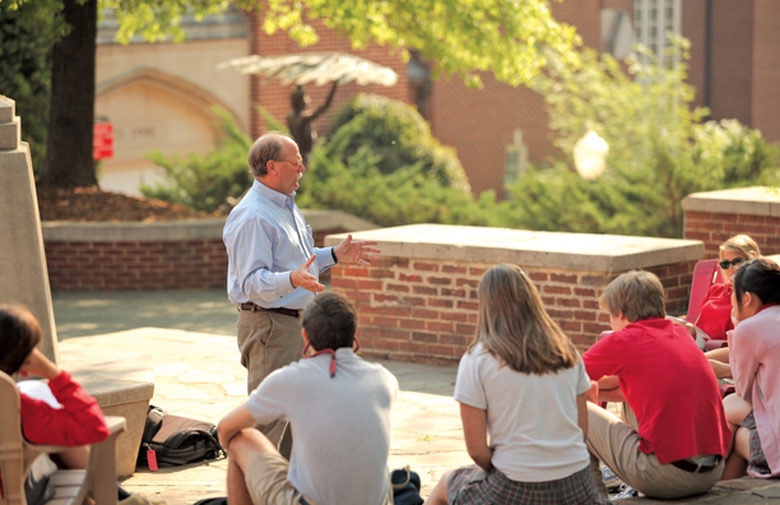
top-left (43, 218), bottom-right (359, 291)
top-left (45, 239), bottom-right (228, 291)
top-left (331, 256), bottom-right (696, 365)
top-left (684, 211), bottom-right (780, 257)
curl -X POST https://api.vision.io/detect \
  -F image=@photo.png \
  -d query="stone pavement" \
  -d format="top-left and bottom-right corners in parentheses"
top-left (59, 327), bottom-right (464, 505)
top-left (52, 291), bottom-right (779, 505)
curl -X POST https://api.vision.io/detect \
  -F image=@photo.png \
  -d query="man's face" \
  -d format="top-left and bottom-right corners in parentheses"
top-left (271, 139), bottom-right (306, 195)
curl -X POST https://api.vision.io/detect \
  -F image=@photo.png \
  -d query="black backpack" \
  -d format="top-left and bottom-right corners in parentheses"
top-left (137, 405), bottom-right (225, 469)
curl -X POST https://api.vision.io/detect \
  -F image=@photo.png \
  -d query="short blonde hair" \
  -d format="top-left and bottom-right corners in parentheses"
top-left (600, 270), bottom-right (665, 322)
top-left (471, 264), bottom-right (579, 375)
top-left (719, 234), bottom-right (760, 260)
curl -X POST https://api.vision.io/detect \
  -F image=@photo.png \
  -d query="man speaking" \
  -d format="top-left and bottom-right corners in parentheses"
top-left (223, 132), bottom-right (379, 455)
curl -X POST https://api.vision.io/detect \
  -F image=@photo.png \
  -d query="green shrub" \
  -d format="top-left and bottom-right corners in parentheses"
top-left (141, 109), bottom-right (252, 212)
top-left (516, 39), bottom-right (780, 237)
top-left (328, 94), bottom-right (471, 192)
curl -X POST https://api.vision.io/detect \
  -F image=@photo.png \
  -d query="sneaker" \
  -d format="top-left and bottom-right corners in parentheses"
top-left (601, 467), bottom-right (621, 492)
top-left (612, 484), bottom-right (639, 499)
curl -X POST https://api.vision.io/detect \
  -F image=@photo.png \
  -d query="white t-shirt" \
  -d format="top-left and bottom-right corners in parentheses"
top-left (246, 348), bottom-right (398, 505)
top-left (454, 342), bottom-right (591, 482)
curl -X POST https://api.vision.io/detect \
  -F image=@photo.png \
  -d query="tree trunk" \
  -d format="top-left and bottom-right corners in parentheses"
top-left (42, 0), bottom-right (97, 188)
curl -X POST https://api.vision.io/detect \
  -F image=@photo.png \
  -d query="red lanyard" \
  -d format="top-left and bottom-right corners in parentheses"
top-left (302, 337), bottom-right (361, 378)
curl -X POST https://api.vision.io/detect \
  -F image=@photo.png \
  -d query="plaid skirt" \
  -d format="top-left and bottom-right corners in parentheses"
top-left (740, 411), bottom-right (771, 476)
top-left (446, 465), bottom-right (608, 505)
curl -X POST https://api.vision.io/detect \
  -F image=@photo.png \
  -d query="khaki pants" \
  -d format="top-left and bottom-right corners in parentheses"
top-left (586, 402), bottom-right (724, 499)
top-left (237, 309), bottom-right (304, 458)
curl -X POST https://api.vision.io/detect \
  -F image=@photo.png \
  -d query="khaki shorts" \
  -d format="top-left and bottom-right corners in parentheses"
top-left (245, 452), bottom-right (319, 505)
top-left (245, 452), bottom-right (394, 505)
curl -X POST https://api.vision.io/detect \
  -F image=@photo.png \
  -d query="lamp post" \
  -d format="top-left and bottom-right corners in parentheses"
top-left (573, 130), bottom-right (609, 180)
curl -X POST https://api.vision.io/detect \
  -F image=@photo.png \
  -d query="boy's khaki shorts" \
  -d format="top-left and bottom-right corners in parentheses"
top-left (245, 452), bottom-right (394, 505)
top-left (245, 452), bottom-right (320, 505)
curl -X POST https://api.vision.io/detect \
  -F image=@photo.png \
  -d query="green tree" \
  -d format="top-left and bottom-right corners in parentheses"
top-left (0, 0), bottom-right (64, 170)
top-left (4, 0), bottom-right (577, 187)
top-left (511, 39), bottom-right (780, 237)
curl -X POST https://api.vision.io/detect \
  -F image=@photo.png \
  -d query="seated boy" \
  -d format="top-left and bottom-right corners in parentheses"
top-left (217, 292), bottom-right (399, 505)
top-left (583, 271), bottom-right (731, 499)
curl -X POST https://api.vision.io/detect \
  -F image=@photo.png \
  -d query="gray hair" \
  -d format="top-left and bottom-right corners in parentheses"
top-left (247, 133), bottom-right (288, 177)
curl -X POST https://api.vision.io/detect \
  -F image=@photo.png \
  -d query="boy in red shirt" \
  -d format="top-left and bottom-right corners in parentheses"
top-left (583, 271), bottom-right (731, 499)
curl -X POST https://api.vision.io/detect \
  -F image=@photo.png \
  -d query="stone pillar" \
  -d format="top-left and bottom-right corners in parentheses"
top-left (0, 96), bottom-right (59, 362)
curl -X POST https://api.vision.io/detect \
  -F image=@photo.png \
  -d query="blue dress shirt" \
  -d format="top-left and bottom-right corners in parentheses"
top-left (223, 179), bottom-right (335, 309)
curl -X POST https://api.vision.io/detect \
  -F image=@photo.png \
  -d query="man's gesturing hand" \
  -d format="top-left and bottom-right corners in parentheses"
top-left (333, 234), bottom-right (381, 265)
top-left (290, 255), bottom-right (326, 292)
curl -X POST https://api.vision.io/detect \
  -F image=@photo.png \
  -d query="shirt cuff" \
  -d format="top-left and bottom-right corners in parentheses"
top-left (314, 247), bottom-right (337, 273)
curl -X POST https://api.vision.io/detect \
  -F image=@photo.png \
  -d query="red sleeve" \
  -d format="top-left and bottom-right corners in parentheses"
top-left (582, 332), bottom-right (624, 381)
top-left (20, 371), bottom-right (110, 446)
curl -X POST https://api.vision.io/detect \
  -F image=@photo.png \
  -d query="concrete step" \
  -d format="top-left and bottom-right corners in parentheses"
top-left (0, 118), bottom-right (20, 150)
top-left (0, 96), bottom-right (15, 123)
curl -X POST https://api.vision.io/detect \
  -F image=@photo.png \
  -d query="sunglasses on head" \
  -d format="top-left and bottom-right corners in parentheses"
top-left (719, 257), bottom-right (746, 269)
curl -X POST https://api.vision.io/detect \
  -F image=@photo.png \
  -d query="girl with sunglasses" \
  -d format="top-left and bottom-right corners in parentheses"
top-left (693, 234), bottom-right (760, 344)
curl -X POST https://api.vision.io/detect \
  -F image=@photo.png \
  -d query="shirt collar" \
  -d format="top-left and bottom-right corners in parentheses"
top-left (252, 179), bottom-right (296, 208)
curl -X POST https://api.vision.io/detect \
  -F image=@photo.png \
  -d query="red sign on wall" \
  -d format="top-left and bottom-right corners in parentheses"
top-left (94, 122), bottom-right (113, 160)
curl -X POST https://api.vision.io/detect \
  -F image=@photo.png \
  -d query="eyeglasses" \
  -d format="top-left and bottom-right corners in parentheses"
top-left (718, 257), bottom-right (747, 269)
top-left (275, 159), bottom-right (305, 170)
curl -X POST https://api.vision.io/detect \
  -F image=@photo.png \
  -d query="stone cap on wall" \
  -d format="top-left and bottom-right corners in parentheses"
top-left (682, 186), bottom-right (780, 217)
top-left (42, 210), bottom-right (376, 242)
top-left (325, 224), bottom-right (704, 273)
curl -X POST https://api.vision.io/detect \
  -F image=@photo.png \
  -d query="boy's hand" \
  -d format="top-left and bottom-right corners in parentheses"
top-left (19, 348), bottom-right (61, 380)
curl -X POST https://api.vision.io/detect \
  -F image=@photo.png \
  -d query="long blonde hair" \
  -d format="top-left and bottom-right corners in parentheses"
top-left (470, 264), bottom-right (579, 374)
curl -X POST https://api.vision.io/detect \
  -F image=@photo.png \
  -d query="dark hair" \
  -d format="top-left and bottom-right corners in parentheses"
top-left (302, 292), bottom-right (357, 351)
top-left (600, 270), bottom-right (666, 322)
top-left (247, 133), bottom-right (287, 177)
top-left (733, 258), bottom-right (780, 306)
top-left (0, 305), bottom-right (42, 375)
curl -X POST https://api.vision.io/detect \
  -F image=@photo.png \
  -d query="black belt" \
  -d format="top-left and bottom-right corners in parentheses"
top-left (239, 302), bottom-right (300, 318)
top-left (670, 456), bottom-right (721, 473)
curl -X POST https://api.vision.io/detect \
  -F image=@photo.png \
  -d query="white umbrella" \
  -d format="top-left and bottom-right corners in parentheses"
top-left (217, 52), bottom-right (398, 87)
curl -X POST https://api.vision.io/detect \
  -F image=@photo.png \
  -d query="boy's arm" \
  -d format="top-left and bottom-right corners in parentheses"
top-left (576, 393), bottom-right (588, 442)
top-left (459, 402), bottom-right (493, 472)
top-left (217, 405), bottom-right (256, 450)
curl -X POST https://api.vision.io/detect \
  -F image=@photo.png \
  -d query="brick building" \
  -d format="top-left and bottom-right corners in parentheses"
top-left (247, 0), bottom-right (780, 197)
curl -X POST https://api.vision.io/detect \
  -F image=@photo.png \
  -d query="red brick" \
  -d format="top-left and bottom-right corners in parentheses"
top-left (441, 312), bottom-right (469, 322)
top-left (412, 332), bottom-right (438, 343)
top-left (412, 308), bottom-right (439, 319)
top-left (469, 267), bottom-right (486, 276)
top-left (560, 321), bottom-right (582, 332)
top-left (428, 277), bottom-right (452, 286)
top-left (358, 279), bottom-right (383, 290)
top-left (386, 283), bottom-right (410, 292)
top-left (456, 323), bottom-right (477, 335)
top-left (529, 272), bottom-right (548, 282)
top-left (551, 273), bottom-right (578, 283)
top-left (430, 299), bottom-right (454, 308)
top-left (442, 265), bottom-right (468, 274)
top-left (374, 293), bottom-right (398, 303)
top-left (543, 285), bottom-right (571, 295)
top-left (369, 268), bottom-right (395, 279)
top-left (456, 300), bottom-right (478, 310)
top-left (441, 288), bottom-right (466, 298)
top-left (574, 287), bottom-right (595, 297)
top-left (400, 319), bottom-right (426, 330)
top-left (384, 307), bottom-right (411, 317)
top-left (331, 277), bottom-right (358, 289)
top-left (414, 262), bottom-right (439, 271)
top-left (426, 321), bottom-right (454, 332)
top-left (455, 278), bottom-right (479, 287)
top-left (413, 285), bottom-right (438, 295)
top-left (399, 273), bottom-right (423, 283)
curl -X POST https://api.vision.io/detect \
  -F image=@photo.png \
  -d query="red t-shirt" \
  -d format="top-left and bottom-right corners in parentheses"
top-left (694, 283), bottom-right (734, 341)
top-left (583, 318), bottom-right (731, 464)
top-left (20, 370), bottom-right (110, 446)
